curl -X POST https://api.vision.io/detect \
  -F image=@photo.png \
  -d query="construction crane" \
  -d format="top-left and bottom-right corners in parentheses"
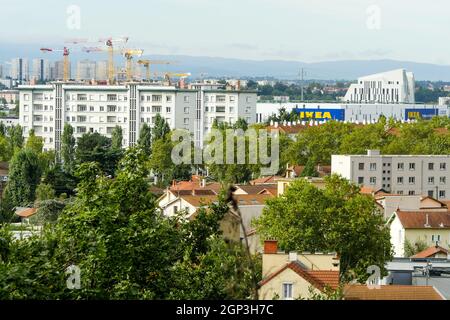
top-left (164, 72), bottom-right (191, 86)
top-left (40, 47), bottom-right (70, 81)
top-left (122, 49), bottom-right (144, 81)
top-left (99, 37), bottom-right (129, 84)
top-left (137, 60), bottom-right (172, 81)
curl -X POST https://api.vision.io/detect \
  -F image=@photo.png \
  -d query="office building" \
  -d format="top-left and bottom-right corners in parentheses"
top-left (332, 150), bottom-right (450, 200)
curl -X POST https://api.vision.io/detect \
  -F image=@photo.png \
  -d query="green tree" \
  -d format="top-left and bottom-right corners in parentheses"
top-left (61, 124), bottom-right (76, 174)
top-left (152, 114), bottom-right (170, 142)
top-left (29, 199), bottom-right (66, 225)
top-left (404, 239), bottom-right (429, 257)
top-left (25, 129), bottom-right (44, 154)
top-left (75, 132), bottom-right (121, 176)
top-left (300, 158), bottom-right (319, 177)
top-left (255, 175), bottom-right (393, 281)
top-left (8, 124), bottom-right (23, 151)
top-left (111, 125), bottom-right (123, 150)
top-left (3, 148), bottom-right (42, 207)
top-left (138, 123), bottom-right (152, 156)
top-left (0, 135), bottom-right (11, 161)
top-left (35, 183), bottom-right (55, 202)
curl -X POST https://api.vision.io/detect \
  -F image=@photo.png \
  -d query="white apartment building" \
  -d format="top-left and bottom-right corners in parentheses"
top-left (18, 83), bottom-right (257, 152)
top-left (343, 69), bottom-right (415, 104)
top-left (332, 150), bottom-right (450, 200)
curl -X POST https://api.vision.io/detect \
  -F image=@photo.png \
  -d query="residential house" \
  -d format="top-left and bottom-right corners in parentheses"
top-left (158, 193), bottom-right (272, 244)
top-left (388, 210), bottom-right (450, 257)
top-left (233, 184), bottom-right (277, 196)
top-left (259, 240), bottom-right (340, 300)
top-left (0, 161), bottom-right (8, 195)
top-left (376, 194), bottom-right (448, 219)
top-left (411, 245), bottom-right (449, 259)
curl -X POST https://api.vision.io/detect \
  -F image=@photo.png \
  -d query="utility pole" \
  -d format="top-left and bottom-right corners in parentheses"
top-left (299, 68), bottom-right (306, 101)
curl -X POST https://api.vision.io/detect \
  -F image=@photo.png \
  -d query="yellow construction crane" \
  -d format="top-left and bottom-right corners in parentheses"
top-left (137, 60), bottom-right (172, 81)
top-left (99, 37), bottom-right (129, 84)
top-left (122, 49), bottom-right (144, 81)
top-left (164, 72), bottom-right (191, 85)
top-left (40, 47), bottom-right (70, 81)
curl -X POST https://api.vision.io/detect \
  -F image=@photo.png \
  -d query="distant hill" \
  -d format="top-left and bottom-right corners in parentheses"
top-left (1, 44), bottom-right (450, 81)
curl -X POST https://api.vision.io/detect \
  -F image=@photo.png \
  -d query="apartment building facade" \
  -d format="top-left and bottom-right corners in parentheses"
top-left (332, 150), bottom-right (450, 200)
top-left (18, 83), bottom-right (257, 152)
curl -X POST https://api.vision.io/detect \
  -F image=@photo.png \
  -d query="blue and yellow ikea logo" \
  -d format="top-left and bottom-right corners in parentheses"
top-left (293, 108), bottom-right (345, 120)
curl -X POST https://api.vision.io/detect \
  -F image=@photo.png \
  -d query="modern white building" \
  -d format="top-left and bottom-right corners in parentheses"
top-left (343, 69), bottom-right (415, 104)
top-left (18, 82), bottom-right (257, 152)
top-left (332, 150), bottom-right (450, 200)
top-left (10, 58), bottom-right (29, 83)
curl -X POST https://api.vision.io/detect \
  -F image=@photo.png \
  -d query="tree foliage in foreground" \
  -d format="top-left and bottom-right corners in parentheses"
top-left (0, 147), bottom-right (257, 299)
top-left (255, 175), bottom-right (393, 282)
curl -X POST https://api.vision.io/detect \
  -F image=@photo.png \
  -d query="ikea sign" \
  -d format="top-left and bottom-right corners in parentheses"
top-left (293, 108), bottom-right (345, 121)
top-left (405, 108), bottom-right (438, 120)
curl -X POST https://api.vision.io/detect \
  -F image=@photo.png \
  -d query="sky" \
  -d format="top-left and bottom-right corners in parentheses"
top-left (1, 0), bottom-right (450, 65)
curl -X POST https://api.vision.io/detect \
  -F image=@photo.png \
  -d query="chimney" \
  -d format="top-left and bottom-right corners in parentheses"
top-left (264, 240), bottom-right (278, 254)
top-left (424, 214), bottom-right (430, 227)
top-left (201, 179), bottom-right (206, 188)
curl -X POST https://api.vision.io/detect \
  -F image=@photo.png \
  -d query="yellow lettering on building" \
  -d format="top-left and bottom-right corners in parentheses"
top-left (323, 112), bottom-right (332, 119)
top-left (315, 112), bottom-right (322, 118)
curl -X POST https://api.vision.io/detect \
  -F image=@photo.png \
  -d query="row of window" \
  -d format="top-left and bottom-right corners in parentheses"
top-left (67, 116), bottom-right (128, 124)
top-left (140, 117), bottom-right (173, 125)
top-left (394, 190), bottom-right (446, 198)
top-left (67, 105), bottom-right (128, 113)
top-left (74, 126), bottom-right (126, 136)
top-left (359, 162), bottom-right (447, 171)
top-left (140, 106), bottom-right (171, 113)
top-left (24, 115), bottom-right (54, 122)
top-left (23, 93), bottom-right (54, 101)
top-left (359, 176), bottom-right (447, 185)
top-left (67, 94), bottom-right (127, 102)
top-left (140, 95), bottom-right (173, 103)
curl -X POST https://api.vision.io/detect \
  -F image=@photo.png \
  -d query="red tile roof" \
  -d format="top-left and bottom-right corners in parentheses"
top-left (15, 207), bottom-right (37, 218)
top-left (411, 245), bottom-right (449, 258)
top-left (260, 261), bottom-right (340, 292)
top-left (344, 285), bottom-right (444, 300)
top-left (396, 210), bottom-right (450, 229)
top-left (250, 176), bottom-right (282, 185)
top-left (180, 194), bottom-right (273, 208)
top-left (235, 184), bottom-right (277, 195)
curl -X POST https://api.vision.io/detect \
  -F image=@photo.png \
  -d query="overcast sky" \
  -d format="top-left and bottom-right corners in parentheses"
top-left (1, 0), bottom-right (449, 64)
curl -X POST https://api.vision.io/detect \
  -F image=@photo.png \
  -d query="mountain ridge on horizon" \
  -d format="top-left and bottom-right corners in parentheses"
top-left (1, 44), bottom-right (450, 81)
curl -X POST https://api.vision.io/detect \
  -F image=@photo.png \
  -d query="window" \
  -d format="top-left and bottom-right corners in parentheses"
top-left (24, 105), bottom-right (29, 112)
top-left (440, 177), bottom-right (446, 184)
top-left (428, 190), bottom-right (434, 197)
top-left (398, 190), bottom-right (404, 195)
top-left (439, 190), bottom-right (446, 198)
top-left (77, 116), bottom-right (87, 122)
top-left (107, 105), bottom-right (117, 112)
top-left (183, 96), bottom-right (189, 103)
top-left (151, 95), bottom-right (162, 102)
top-left (100, 106), bottom-right (105, 112)
top-left (184, 118), bottom-right (189, 125)
top-left (246, 97), bottom-right (251, 103)
top-left (428, 163), bottom-right (434, 170)
top-left (141, 107), bottom-right (145, 112)
top-left (77, 105), bottom-right (87, 112)
top-left (173, 206), bottom-right (178, 214)
top-left (229, 107), bottom-right (234, 113)
top-left (166, 95), bottom-right (172, 102)
top-left (432, 235), bottom-right (441, 243)
top-left (166, 107), bottom-right (171, 113)
top-left (77, 94), bottom-right (87, 101)
top-left (369, 163), bottom-right (376, 171)
top-left (440, 163), bottom-right (447, 170)
top-left (428, 177), bottom-right (435, 184)
top-left (216, 95), bottom-right (226, 102)
top-left (140, 95), bottom-right (145, 102)
top-left (184, 107), bottom-right (190, 114)
top-left (409, 163), bottom-right (415, 170)
top-left (147, 107), bottom-right (151, 112)
top-left (152, 106), bottom-right (162, 113)
top-left (107, 94), bottom-right (117, 101)
top-left (358, 163), bottom-right (365, 171)
top-left (230, 96), bottom-right (236, 102)
top-left (282, 283), bottom-right (293, 300)
top-left (107, 116), bottom-right (116, 123)
top-left (216, 106), bottom-right (226, 113)
top-left (397, 177), bottom-right (404, 184)
top-left (23, 94), bottom-right (30, 101)
top-left (358, 177), bottom-right (364, 184)
top-left (408, 190), bottom-right (415, 195)
top-left (397, 163), bottom-right (404, 170)
top-left (106, 127), bottom-right (114, 134)
top-left (90, 106), bottom-right (95, 112)
top-left (409, 177), bottom-right (415, 184)
top-left (369, 177), bottom-right (376, 185)
top-left (76, 126), bottom-right (86, 133)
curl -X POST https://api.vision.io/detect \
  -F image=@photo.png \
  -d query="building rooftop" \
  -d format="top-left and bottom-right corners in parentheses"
top-left (412, 246), bottom-right (449, 259)
top-left (396, 210), bottom-right (450, 229)
top-left (344, 284), bottom-right (444, 300)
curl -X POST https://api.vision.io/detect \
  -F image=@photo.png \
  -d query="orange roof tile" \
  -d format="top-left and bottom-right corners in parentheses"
top-left (15, 208), bottom-right (37, 218)
top-left (250, 176), bottom-right (282, 185)
top-left (344, 285), bottom-right (444, 300)
top-left (180, 194), bottom-right (273, 208)
top-left (411, 245), bottom-right (449, 258)
top-left (260, 261), bottom-right (340, 292)
top-left (396, 210), bottom-right (450, 229)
